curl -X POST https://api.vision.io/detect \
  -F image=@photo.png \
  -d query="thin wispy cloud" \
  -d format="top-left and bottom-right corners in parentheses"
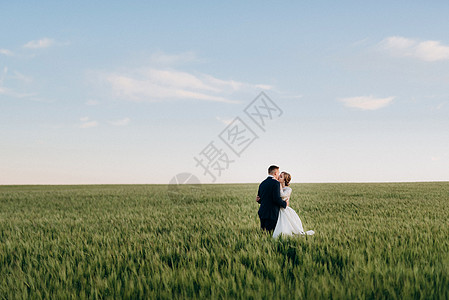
top-left (339, 95), bottom-right (395, 110)
top-left (0, 67), bottom-right (36, 98)
top-left (10, 71), bottom-right (33, 83)
top-left (79, 117), bottom-right (98, 128)
top-left (0, 49), bottom-right (14, 56)
top-left (109, 117), bottom-right (130, 126)
top-left (0, 86), bottom-right (36, 98)
top-left (351, 38), bottom-right (370, 47)
top-left (216, 116), bottom-right (233, 125)
top-left (1, 67), bottom-right (33, 83)
top-left (85, 99), bottom-right (100, 106)
top-left (0, 67), bottom-right (6, 85)
top-left (23, 38), bottom-right (56, 49)
top-left (149, 51), bottom-right (199, 66)
top-left (380, 36), bottom-right (449, 62)
top-left (96, 66), bottom-right (272, 104)
top-left (430, 101), bottom-right (447, 111)
top-left (435, 102), bottom-right (446, 110)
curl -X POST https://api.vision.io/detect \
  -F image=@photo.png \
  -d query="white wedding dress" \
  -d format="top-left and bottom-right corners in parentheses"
top-left (273, 186), bottom-right (315, 238)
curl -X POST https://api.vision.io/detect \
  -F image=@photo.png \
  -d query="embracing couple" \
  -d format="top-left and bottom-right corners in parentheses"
top-left (256, 165), bottom-right (314, 238)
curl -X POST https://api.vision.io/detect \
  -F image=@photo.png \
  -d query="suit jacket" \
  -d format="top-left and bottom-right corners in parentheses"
top-left (257, 176), bottom-right (287, 220)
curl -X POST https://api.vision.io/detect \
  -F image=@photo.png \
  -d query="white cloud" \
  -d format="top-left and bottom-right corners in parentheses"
top-left (351, 38), bottom-right (370, 47)
top-left (216, 116), bottom-right (233, 125)
top-left (381, 36), bottom-right (415, 50)
top-left (0, 49), bottom-right (14, 56)
top-left (0, 67), bottom-right (37, 99)
top-left (10, 71), bottom-right (33, 83)
top-left (0, 86), bottom-right (36, 98)
top-left (23, 38), bottom-right (55, 49)
top-left (414, 40), bottom-right (449, 61)
top-left (109, 117), bottom-right (130, 126)
top-left (85, 99), bottom-right (100, 106)
top-left (380, 36), bottom-right (449, 62)
top-left (97, 67), bottom-right (272, 104)
top-left (80, 121), bottom-right (98, 129)
top-left (338, 95), bottom-right (394, 110)
top-left (1, 67), bottom-right (33, 84)
top-left (255, 84), bottom-right (274, 90)
top-left (79, 116), bottom-right (98, 128)
top-left (435, 102), bottom-right (446, 110)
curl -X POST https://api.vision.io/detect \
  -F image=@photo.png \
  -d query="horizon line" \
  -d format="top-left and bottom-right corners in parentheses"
top-left (1, 180), bottom-right (448, 186)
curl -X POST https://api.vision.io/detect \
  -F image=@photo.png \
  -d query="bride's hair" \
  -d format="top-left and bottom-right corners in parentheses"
top-left (282, 172), bottom-right (291, 186)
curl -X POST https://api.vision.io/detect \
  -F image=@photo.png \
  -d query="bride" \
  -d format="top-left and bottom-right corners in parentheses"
top-left (272, 171), bottom-right (315, 238)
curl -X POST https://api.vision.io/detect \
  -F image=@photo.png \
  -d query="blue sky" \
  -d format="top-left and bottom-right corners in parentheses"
top-left (1, 1), bottom-right (448, 184)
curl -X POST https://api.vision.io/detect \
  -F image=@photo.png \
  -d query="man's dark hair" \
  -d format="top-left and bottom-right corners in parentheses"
top-left (268, 165), bottom-right (279, 174)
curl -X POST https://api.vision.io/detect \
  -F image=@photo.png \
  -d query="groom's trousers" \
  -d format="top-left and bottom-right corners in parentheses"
top-left (260, 218), bottom-right (277, 232)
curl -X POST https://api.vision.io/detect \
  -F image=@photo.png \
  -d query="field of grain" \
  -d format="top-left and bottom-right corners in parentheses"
top-left (1, 182), bottom-right (448, 299)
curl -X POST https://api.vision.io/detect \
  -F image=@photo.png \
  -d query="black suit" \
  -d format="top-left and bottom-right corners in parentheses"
top-left (257, 176), bottom-right (287, 231)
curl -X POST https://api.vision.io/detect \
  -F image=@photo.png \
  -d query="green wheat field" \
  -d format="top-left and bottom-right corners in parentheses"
top-left (1, 182), bottom-right (448, 299)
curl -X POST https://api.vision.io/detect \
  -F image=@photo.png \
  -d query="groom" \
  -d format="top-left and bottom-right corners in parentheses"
top-left (256, 165), bottom-right (288, 232)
